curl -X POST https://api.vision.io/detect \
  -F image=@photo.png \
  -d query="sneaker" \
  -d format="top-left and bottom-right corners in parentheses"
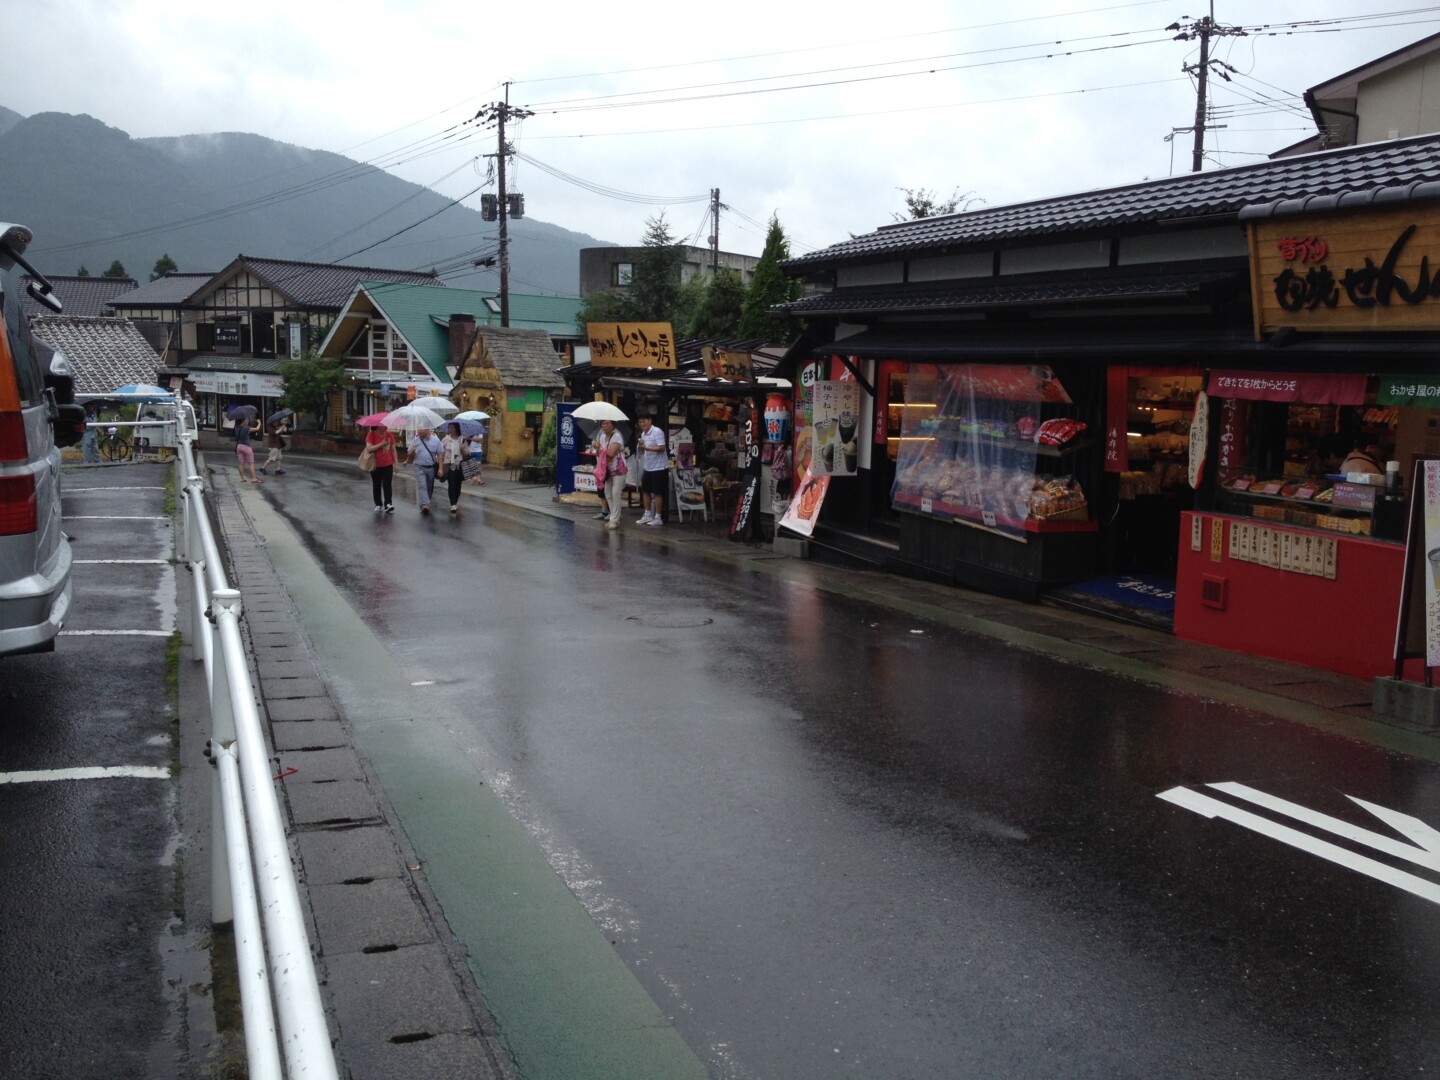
top-left (276, 469), bottom-right (286, 475)
top-left (638, 512), bottom-right (654, 523)
top-left (449, 505), bottom-right (459, 516)
top-left (374, 505), bottom-right (383, 513)
top-left (605, 521), bottom-right (619, 530)
top-left (259, 467), bottom-right (268, 475)
top-left (384, 504), bottom-right (395, 515)
top-left (593, 512), bottom-right (608, 520)
top-left (646, 517), bottom-right (663, 526)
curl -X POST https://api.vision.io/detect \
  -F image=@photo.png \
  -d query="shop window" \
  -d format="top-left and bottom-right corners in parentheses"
top-left (1119, 374), bottom-right (1202, 500)
top-left (890, 363), bottom-right (1089, 541)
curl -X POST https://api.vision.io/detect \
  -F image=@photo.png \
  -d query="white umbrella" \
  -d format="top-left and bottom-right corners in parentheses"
top-left (416, 396), bottom-right (459, 416)
top-left (382, 402), bottom-right (447, 432)
top-left (572, 401), bottom-right (628, 423)
top-left (456, 409), bottom-right (490, 421)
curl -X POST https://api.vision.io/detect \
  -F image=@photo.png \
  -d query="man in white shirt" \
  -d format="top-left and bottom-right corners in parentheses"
top-left (638, 414), bottom-right (669, 525)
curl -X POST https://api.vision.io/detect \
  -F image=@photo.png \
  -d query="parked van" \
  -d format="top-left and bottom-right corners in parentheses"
top-left (0, 223), bottom-right (85, 656)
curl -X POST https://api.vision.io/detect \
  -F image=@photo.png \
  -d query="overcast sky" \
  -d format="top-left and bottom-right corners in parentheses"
top-left (7, 1), bottom-right (1439, 263)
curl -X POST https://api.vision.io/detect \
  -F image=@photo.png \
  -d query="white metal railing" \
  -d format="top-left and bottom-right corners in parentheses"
top-left (172, 398), bottom-right (339, 1080)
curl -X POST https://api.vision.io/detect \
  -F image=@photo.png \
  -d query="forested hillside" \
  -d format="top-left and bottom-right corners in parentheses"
top-left (0, 110), bottom-right (611, 295)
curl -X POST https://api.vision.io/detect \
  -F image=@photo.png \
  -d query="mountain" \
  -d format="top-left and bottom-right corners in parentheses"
top-left (0, 110), bottom-right (614, 296)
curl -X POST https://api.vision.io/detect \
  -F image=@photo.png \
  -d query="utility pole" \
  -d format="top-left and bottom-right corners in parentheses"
top-left (709, 188), bottom-right (720, 275)
top-left (1168, 4), bottom-right (1246, 173)
top-left (474, 86), bottom-right (533, 326)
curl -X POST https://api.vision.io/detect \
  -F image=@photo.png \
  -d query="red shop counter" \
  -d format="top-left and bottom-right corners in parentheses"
top-left (1174, 511), bottom-right (1404, 679)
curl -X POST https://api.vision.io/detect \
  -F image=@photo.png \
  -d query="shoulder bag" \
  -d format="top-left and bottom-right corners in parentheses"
top-left (358, 442), bottom-right (376, 473)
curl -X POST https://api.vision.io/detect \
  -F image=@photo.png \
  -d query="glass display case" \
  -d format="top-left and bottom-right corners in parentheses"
top-left (890, 363), bottom-right (1090, 541)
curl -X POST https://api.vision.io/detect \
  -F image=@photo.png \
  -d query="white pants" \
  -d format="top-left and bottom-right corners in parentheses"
top-left (604, 473), bottom-right (625, 524)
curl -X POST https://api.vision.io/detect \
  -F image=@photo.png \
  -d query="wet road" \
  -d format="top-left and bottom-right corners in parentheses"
top-left (0, 465), bottom-right (192, 1079)
top-left (261, 464), bottom-right (1440, 1079)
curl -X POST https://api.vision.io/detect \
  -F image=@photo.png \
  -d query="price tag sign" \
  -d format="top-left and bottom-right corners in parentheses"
top-left (982, 511), bottom-right (997, 528)
top-left (921, 497), bottom-right (933, 515)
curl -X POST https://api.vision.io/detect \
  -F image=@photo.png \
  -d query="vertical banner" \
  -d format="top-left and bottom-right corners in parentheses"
top-left (777, 470), bottom-right (831, 538)
top-left (1425, 462), bottom-right (1440, 666)
top-left (1104, 365), bottom-right (1129, 473)
top-left (555, 402), bottom-right (579, 494)
top-left (730, 400), bottom-right (762, 541)
top-left (812, 381), bottom-right (861, 477)
top-left (1188, 391), bottom-right (1209, 489)
top-left (1217, 396), bottom-right (1246, 478)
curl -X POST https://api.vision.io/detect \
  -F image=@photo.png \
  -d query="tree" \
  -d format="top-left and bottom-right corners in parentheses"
top-left (150, 254), bottom-right (178, 281)
top-left (684, 267), bottom-right (746, 339)
top-left (738, 215), bottom-right (802, 342)
top-left (892, 187), bottom-right (982, 222)
top-left (102, 260), bottom-right (128, 279)
top-left (76, 266), bottom-right (90, 277)
top-left (574, 286), bottom-right (633, 335)
top-left (279, 352), bottom-right (347, 427)
top-left (627, 212), bottom-right (686, 324)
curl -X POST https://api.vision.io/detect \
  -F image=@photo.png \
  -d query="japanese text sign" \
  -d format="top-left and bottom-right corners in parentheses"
top-left (585, 322), bottom-right (677, 370)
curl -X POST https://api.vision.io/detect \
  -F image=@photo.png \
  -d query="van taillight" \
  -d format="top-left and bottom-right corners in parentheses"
top-left (0, 412), bottom-right (26, 461)
top-left (0, 475), bottom-right (37, 535)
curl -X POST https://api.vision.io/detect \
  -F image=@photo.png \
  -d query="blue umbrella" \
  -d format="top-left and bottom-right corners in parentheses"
top-left (109, 383), bottom-right (172, 402)
top-left (441, 418), bottom-right (486, 437)
top-left (266, 407), bottom-right (294, 425)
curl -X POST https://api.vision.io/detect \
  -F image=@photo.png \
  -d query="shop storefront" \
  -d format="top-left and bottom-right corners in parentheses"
top-left (1175, 200), bottom-right (1440, 678)
top-left (182, 357), bottom-right (285, 431)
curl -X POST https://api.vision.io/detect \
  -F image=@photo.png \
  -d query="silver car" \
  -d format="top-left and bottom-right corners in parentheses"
top-left (0, 224), bottom-right (85, 656)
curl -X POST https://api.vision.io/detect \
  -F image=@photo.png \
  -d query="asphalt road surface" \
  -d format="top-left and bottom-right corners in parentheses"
top-left (0, 464), bottom-right (202, 1080)
top-left (256, 463), bottom-right (1440, 1079)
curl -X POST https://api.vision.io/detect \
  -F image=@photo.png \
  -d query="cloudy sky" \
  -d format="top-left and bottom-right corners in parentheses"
top-left (7, 1), bottom-right (1439, 260)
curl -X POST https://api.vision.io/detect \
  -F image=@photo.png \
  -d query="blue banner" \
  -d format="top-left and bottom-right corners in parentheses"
top-left (556, 402), bottom-right (579, 494)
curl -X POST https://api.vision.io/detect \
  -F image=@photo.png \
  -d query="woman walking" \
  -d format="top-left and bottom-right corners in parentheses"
top-left (405, 425), bottom-right (443, 516)
top-left (596, 418), bottom-right (625, 530)
top-left (365, 424), bottom-right (397, 513)
top-left (440, 421), bottom-right (469, 516)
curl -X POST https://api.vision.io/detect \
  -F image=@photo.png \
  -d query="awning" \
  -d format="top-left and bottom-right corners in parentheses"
top-left (1207, 369), bottom-right (1366, 404)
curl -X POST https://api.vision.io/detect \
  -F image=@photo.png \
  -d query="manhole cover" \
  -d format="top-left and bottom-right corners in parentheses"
top-left (627, 613), bottom-right (714, 629)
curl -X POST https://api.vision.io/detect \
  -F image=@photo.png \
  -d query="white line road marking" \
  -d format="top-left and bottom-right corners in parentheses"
top-left (63, 515), bottom-right (169, 520)
top-left (65, 487), bottom-right (168, 492)
top-left (1208, 782), bottom-right (1440, 874)
top-left (0, 766), bottom-right (170, 784)
top-left (75, 559), bottom-right (170, 565)
top-left (1158, 784), bottom-right (1440, 906)
top-left (60, 629), bottom-right (172, 637)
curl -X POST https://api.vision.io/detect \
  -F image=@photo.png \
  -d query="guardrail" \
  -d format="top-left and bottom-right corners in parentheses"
top-left (172, 398), bottom-right (339, 1080)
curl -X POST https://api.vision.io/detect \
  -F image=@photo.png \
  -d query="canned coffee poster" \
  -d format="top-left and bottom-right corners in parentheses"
top-left (811, 381), bottom-right (861, 477)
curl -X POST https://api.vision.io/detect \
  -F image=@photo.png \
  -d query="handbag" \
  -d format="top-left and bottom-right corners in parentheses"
top-left (357, 443), bottom-right (376, 473)
top-left (612, 450), bottom-right (628, 477)
top-left (593, 453), bottom-right (608, 484)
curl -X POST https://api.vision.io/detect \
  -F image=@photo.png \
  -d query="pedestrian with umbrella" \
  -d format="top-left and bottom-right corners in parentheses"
top-left (231, 409), bottom-right (261, 484)
top-left (439, 420), bottom-right (470, 516)
top-left (261, 409), bottom-right (291, 476)
top-left (390, 405), bottom-right (445, 516)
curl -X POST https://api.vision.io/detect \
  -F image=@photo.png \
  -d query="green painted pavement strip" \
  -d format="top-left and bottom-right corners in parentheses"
top-left (240, 489), bottom-right (708, 1080)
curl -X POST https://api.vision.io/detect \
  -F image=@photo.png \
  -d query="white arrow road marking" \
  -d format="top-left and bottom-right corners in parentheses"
top-left (1157, 784), bottom-right (1440, 907)
top-left (0, 766), bottom-right (171, 784)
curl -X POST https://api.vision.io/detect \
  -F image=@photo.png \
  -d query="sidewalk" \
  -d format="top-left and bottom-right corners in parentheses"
top-left (194, 446), bottom-right (1440, 1075)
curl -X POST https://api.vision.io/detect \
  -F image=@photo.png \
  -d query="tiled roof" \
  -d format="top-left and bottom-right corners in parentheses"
top-left (783, 133), bottom-right (1440, 270)
top-left (775, 269), bottom-right (1242, 318)
top-left (470, 326), bottom-right (564, 388)
top-left (29, 316), bottom-right (162, 395)
top-left (20, 275), bottom-right (138, 319)
top-left (181, 355), bottom-right (286, 374)
top-left (108, 273), bottom-right (215, 309)
top-left (224, 256), bottom-right (440, 310)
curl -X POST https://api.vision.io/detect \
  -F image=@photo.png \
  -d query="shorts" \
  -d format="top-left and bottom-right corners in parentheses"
top-left (641, 469), bottom-right (668, 496)
top-left (235, 444), bottom-right (255, 465)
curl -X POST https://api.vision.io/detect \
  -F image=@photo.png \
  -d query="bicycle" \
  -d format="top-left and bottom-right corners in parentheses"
top-left (100, 426), bottom-right (132, 462)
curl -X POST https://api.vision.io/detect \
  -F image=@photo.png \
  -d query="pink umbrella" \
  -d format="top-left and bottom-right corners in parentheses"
top-left (357, 411), bottom-right (390, 427)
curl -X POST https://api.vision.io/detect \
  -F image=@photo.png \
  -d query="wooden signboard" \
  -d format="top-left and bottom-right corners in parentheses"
top-left (703, 347), bottom-right (753, 382)
top-left (585, 322), bottom-right (677, 369)
top-left (1249, 205), bottom-right (1440, 337)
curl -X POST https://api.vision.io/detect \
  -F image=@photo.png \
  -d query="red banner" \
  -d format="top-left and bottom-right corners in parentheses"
top-left (1208, 370), bottom-right (1367, 405)
top-left (1104, 366), bottom-right (1129, 473)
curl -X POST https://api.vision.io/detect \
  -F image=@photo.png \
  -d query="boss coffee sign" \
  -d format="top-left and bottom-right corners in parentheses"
top-left (1250, 206), bottom-right (1440, 335)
